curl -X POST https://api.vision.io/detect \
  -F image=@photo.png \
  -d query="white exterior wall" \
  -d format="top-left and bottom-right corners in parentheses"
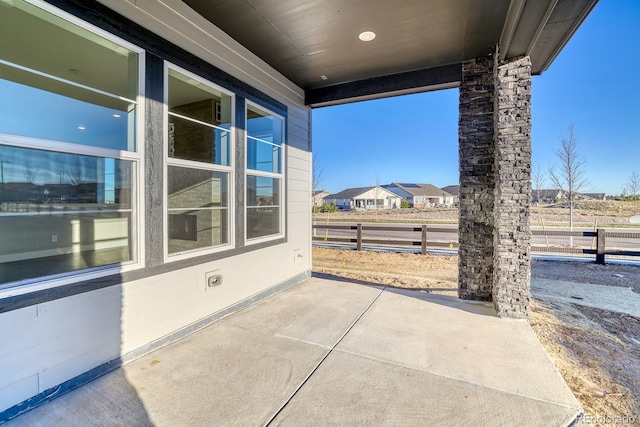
top-left (0, 0), bottom-right (311, 413)
top-left (354, 187), bottom-right (401, 209)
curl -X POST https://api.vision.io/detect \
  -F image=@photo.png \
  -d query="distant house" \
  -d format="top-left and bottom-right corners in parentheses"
top-left (326, 186), bottom-right (402, 210)
top-left (440, 185), bottom-right (459, 204)
top-left (386, 183), bottom-right (455, 207)
top-left (312, 190), bottom-right (330, 207)
top-left (532, 189), bottom-right (606, 204)
top-left (532, 189), bottom-right (565, 204)
top-left (580, 193), bottom-right (606, 201)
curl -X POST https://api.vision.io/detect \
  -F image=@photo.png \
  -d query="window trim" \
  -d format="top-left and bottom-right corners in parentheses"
top-left (163, 61), bottom-right (236, 263)
top-left (0, 0), bottom-right (146, 293)
top-left (244, 100), bottom-right (285, 245)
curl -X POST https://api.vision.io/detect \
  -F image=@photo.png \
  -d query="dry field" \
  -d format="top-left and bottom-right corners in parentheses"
top-left (313, 247), bottom-right (640, 425)
top-left (314, 200), bottom-right (640, 227)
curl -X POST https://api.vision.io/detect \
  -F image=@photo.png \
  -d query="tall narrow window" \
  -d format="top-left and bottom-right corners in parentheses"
top-left (166, 66), bottom-right (233, 257)
top-left (246, 103), bottom-right (284, 241)
top-left (0, 0), bottom-right (142, 287)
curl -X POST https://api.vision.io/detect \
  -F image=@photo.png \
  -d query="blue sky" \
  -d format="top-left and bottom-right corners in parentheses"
top-left (312, 0), bottom-right (640, 196)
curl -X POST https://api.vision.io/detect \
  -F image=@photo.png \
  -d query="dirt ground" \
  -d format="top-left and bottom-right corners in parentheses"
top-left (313, 247), bottom-right (640, 425)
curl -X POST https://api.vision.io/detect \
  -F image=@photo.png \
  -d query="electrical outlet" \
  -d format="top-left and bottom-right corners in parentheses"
top-left (51, 235), bottom-right (58, 243)
top-left (293, 249), bottom-right (302, 264)
top-left (205, 271), bottom-right (223, 290)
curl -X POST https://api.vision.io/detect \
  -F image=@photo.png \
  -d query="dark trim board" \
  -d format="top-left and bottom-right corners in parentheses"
top-left (0, 270), bottom-right (311, 424)
top-left (305, 63), bottom-right (462, 107)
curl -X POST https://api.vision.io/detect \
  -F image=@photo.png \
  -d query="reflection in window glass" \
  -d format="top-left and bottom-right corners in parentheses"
top-left (167, 166), bottom-right (229, 254)
top-left (247, 137), bottom-right (281, 173)
top-left (0, 145), bottom-right (134, 285)
top-left (247, 104), bottom-right (282, 145)
top-left (0, 77), bottom-right (132, 151)
top-left (0, 0), bottom-right (139, 151)
top-left (168, 69), bottom-right (232, 166)
top-left (246, 175), bottom-right (281, 240)
top-left (246, 103), bottom-right (283, 241)
top-left (246, 104), bottom-right (282, 174)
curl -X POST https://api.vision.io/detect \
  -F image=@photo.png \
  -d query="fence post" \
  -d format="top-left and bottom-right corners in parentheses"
top-left (356, 223), bottom-right (362, 251)
top-left (596, 228), bottom-right (606, 265)
top-left (421, 225), bottom-right (427, 255)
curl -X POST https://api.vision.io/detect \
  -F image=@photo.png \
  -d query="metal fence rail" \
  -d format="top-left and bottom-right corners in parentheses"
top-left (312, 223), bottom-right (640, 264)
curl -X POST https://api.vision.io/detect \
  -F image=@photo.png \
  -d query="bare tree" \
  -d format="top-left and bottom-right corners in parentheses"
top-left (532, 164), bottom-right (549, 246)
top-left (312, 153), bottom-right (324, 194)
top-left (548, 124), bottom-right (588, 246)
top-left (24, 160), bottom-right (39, 184)
top-left (311, 153), bottom-right (325, 212)
top-left (532, 164), bottom-right (545, 205)
top-left (624, 170), bottom-right (640, 213)
top-left (66, 157), bottom-right (85, 186)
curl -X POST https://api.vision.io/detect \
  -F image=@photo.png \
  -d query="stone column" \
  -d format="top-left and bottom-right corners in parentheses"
top-left (492, 56), bottom-right (532, 318)
top-left (458, 56), bottom-right (496, 302)
top-left (458, 53), bottom-right (532, 319)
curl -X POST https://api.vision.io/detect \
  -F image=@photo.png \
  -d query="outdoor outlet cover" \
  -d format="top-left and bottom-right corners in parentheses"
top-left (206, 272), bottom-right (223, 289)
top-left (294, 249), bottom-right (302, 264)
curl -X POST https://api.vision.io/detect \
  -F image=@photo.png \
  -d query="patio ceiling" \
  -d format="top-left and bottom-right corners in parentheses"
top-left (182, 0), bottom-right (598, 106)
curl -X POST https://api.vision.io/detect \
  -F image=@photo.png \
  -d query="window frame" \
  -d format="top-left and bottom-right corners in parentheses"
top-left (244, 100), bottom-right (285, 245)
top-left (0, 0), bottom-right (146, 292)
top-left (163, 62), bottom-right (236, 262)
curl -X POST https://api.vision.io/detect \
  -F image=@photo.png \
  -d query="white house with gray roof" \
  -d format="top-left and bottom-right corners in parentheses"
top-left (326, 186), bottom-right (402, 210)
top-left (386, 183), bottom-right (455, 207)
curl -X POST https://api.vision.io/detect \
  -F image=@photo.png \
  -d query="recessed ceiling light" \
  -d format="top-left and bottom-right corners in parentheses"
top-left (359, 31), bottom-right (376, 42)
top-left (112, 114), bottom-right (121, 118)
top-left (320, 75), bottom-right (328, 80)
top-left (77, 125), bottom-right (86, 130)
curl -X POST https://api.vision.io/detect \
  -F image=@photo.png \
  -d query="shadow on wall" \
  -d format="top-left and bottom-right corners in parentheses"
top-left (0, 277), bottom-right (152, 425)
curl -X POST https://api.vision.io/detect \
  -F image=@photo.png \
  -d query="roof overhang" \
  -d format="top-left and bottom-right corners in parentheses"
top-left (182, 0), bottom-right (598, 107)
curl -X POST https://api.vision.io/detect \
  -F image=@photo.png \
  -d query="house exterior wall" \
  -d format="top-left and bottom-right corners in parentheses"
top-left (0, 0), bottom-right (311, 416)
top-left (353, 188), bottom-right (401, 209)
top-left (385, 186), bottom-right (413, 206)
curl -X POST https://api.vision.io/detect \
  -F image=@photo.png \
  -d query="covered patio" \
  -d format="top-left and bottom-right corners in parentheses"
top-left (5, 277), bottom-right (581, 426)
top-left (0, 0), bottom-right (598, 421)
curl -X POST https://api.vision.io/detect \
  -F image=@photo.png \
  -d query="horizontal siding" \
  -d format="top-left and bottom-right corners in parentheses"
top-left (0, 306), bottom-right (37, 357)
top-left (288, 178), bottom-right (310, 193)
top-left (0, 375), bottom-right (38, 411)
top-left (288, 122), bottom-right (310, 148)
top-left (288, 201), bottom-right (311, 214)
top-left (288, 188), bottom-right (312, 203)
top-left (288, 155), bottom-right (311, 172)
top-left (288, 104), bottom-right (310, 123)
top-left (287, 168), bottom-right (310, 184)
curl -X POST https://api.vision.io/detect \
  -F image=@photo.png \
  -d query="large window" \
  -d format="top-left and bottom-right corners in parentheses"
top-left (165, 66), bottom-right (233, 258)
top-left (0, 0), bottom-right (142, 287)
top-left (246, 103), bottom-right (284, 242)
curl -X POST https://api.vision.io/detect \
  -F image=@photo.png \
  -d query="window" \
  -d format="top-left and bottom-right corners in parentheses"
top-left (246, 103), bottom-right (284, 241)
top-left (0, 0), bottom-right (142, 287)
top-left (165, 66), bottom-right (233, 258)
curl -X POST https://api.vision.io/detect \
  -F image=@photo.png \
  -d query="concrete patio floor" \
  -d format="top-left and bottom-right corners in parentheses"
top-left (5, 277), bottom-right (581, 426)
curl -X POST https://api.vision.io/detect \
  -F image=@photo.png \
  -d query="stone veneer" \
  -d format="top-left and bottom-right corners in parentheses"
top-left (458, 52), bottom-right (532, 319)
top-left (492, 56), bottom-right (532, 318)
top-left (458, 55), bottom-right (496, 303)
